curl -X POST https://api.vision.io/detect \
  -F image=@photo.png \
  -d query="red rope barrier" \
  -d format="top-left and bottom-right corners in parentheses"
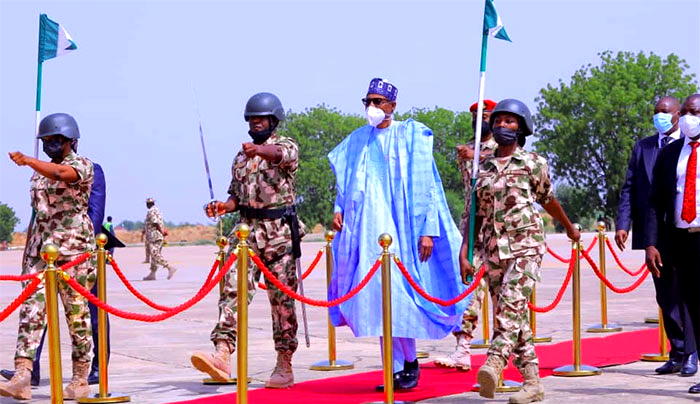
top-left (63, 254), bottom-right (236, 322)
top-left (252, 254), bottom-right (380, 307)
top-left (604, 238), bottom-right (647, 276)
top-left (528, 249), bottom-right (576, 312)
top-left (581, 250), bottom-right (650, 293)
top-left (258, 248), bottom-right (324, 290)
top-left (393, 258), bottom-right (486, 306)
top-left (0, 276), bottom-right (42, 322)
top-left (546, 237), bottom-right (597, 263)
top-left (57, 252), bottom-right (93, 271)
top-left (110, 258), bottom-right (219, 311)
top-left (0, 274), bottom-right (38, 282)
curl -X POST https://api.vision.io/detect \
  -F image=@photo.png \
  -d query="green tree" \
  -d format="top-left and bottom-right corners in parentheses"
top-left (0, 203), bottom-right (20, 243)
top-left (534, 51), bottom-right (697, 220)
top-left (553, 185), bottom-right (600, 232)
top-left (279, 105), bottom-right (365, 227)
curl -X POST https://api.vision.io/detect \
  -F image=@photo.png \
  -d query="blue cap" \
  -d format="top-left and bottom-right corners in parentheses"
top-left (367, 78), bottom-right (398, 101)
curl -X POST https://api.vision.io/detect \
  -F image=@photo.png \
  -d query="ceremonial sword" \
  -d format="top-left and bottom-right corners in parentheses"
top-left (296, 256), bottom-right (311, 348)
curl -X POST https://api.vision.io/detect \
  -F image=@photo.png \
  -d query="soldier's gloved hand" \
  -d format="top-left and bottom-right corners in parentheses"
top-left (205, 201), bottom-right (227, 218)
top-left (242, 142), bottom-right (258, 158)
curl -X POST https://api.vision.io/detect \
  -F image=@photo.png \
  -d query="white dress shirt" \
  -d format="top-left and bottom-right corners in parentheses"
top-left (674, 135), bottom-right (700, 228)
top-left (658, 128), bottom-right (681, 148)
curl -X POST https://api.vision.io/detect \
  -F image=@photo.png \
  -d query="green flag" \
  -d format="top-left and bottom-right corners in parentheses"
top-left (38, 14), bottom-right (77, 63)
top-left (483, 0), bottom-right (511, 42)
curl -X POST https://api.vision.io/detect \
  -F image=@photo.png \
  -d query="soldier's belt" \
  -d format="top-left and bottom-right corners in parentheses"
top-left (238, 205), bottom-right (294, 220)
top-left (239, 205), bottom-right (302, 259)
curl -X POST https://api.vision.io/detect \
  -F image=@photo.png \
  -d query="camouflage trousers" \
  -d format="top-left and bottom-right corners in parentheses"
top-left (210, 246), bottom-right (299, 354)
top-left (144, 238), bottom-right (151, 263)
top-left (455, 278), bottom-right (487, 339)
top-left (15, 254), bottom-right (96, 362)
top-left (484, 254), bottom-right (541, 370)
top-left (147, 239), bottom-right (172, 272)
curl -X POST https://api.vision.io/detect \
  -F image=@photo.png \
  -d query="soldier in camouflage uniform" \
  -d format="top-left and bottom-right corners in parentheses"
top-left (459, 100), bottom-right (580, 403)
top-left (1, 113), bottom-right (96, 401)
top-left (436, 99), bottom-right (498, 371)
top-left (142, 198), bottom-right (176, 280)
top-left (191, 92), bottom-right (304, 389)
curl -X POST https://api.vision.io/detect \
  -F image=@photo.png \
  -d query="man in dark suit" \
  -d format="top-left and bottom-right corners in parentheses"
top-left (617, 96), bottom-right (696, 376)
top-left (647, 94), bottom-right (700, 394)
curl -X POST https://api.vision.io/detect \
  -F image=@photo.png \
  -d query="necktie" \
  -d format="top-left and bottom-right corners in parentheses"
top-left (681, 141), bottom-right (700, 223)
top-left (661, 136), bottom-right (671, 148)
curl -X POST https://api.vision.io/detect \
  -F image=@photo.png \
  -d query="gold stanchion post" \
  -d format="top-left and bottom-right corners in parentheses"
top-left (79, 235), bottom-right (130, 403)
top-left (553, 225), bottom-right (602, 377)
top-left (311, 231), bottom-right (354, 371)
top-left (471, 285), bottom-right (490, 349)
top-left (235, 224), bottom-right (250, 404)
top-left (587, 222), bottom-right (622, 333)
top-left (530, 286), bottom-right (552, 343)
top-left (203, 236), bottom-right (243, 385)
top-left (41, 243), bottom-right (64, 404)
top-left (641, 307), bottom-right (670, 362)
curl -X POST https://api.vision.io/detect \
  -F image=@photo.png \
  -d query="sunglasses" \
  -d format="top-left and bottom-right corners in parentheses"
top-left (362, 97), bottom-right (389, 107)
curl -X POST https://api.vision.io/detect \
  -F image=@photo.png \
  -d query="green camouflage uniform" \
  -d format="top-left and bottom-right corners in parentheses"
top-left (145, 205), bottom-right (173, 272)
top-left (16, 152), bottom-right (96, 363)
top-left (474, 147), bottom-right (553, 370)
top-left (211, 135), bottom-right (305, 354)
top-left (456, 137), bottom-right (497, 338)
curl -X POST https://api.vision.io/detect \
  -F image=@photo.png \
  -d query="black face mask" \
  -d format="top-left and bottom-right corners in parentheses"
top-left (248, 128), bottom-right (274, 145)
top-left (42, 138), bottom-right (65, 160)
top-left (493, 126), bottom-right (519, 146)
top-left (472, 119), bottom-right (491, 137)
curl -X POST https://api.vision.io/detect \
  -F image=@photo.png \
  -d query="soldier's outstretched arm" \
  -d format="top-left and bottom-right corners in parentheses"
top-left (8, 151), bottom-right (79, 182)
top-left (205, 196), bottom-right (238, 218)
top-left (542, 198), bottom-right (580, 242)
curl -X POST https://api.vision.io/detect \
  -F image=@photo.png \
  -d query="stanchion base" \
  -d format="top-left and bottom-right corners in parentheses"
top-left (473, 380), bottom-right (522, 393)
top-left (586, 323), bottom-right (623, 333)
top-left (471, 339), bottom-right (491, 349)
top-left (644, 317), bottom-right (659, 324)
top-left (640, 353), bottom-right (670, 362)
top-left (309, 359), bottom-right (354, 371)
top-left (416, 351), bottom-right (430, 359)
top-left (533, 336), bottom-right (553, 343)
top-left (78, 393), bottom-right (131, 403)
top-left (202, 377), bottom-right (250, 385)
top-left (552, 364), bottom-right (602, 377)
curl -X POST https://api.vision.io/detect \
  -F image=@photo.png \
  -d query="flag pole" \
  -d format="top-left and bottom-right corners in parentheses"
top-left (34, 61), bottom-right (43, 158)
top-left (466, 25), bottom-right (489, 277)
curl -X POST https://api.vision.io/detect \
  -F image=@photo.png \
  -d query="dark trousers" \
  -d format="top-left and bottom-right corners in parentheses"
top-left (671, 228), bottom-right (700, 358)
top-left (33, 282), bottom-right (110, 376)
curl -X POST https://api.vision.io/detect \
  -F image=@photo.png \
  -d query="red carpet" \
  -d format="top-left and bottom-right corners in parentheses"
top-left (171, 328), bottom-right (658, 404)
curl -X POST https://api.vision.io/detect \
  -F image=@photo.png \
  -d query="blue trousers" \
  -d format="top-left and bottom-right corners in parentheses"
top-left (379, 337), bottom-right (416, 373)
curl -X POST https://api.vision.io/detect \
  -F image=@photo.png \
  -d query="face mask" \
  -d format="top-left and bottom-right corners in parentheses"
top-left (679, 114), bottom-right (700, 139)
top-left (472, 119), bottom-right (491, 137)
top-left (653, 112), bottom-right (674, 134)
top-left (366, 106), bottom-right (388, 127)
top-left (42, 138), bottom-right (65, 160)
top-left (492, 126), bottom-right (519, 146)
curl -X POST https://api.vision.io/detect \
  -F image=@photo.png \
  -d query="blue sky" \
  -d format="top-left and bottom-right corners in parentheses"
top-left (1, 0), bottom-right (699, 228)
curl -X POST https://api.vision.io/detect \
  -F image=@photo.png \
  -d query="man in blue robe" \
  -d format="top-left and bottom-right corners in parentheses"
top-left (328, 78), bottom-right (470, 390)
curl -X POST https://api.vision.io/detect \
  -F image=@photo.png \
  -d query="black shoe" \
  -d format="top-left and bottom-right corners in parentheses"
top-left (88, 367), bottom-right (99, 385)
top-left (655, 358), bottom-right (682, 374)
top-left (681, 353), bottom-right (698, 377)
top-left (0, 369), bottom-right (40, 386)
top-left (375, 371), bottom-right (404, 392)
top-left (689, 383), bottom-right (700, 394)
top-left (396, 360), bottom-right (420, 390)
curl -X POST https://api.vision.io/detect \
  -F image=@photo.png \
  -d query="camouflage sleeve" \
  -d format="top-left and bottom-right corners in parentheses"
top-left (532, 156), bottom-right (555, 206)
top-left (274, 138), bottom-right (299, 172)
top-left (227, 156), bottom-right (240, 197)
top-left (69, 156), bottom-right (94, 186)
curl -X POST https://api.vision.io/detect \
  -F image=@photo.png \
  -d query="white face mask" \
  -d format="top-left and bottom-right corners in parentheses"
top-left (366, 106), bottom-right (388, 127)
top-left (679, 114), bottom-right (700, 139)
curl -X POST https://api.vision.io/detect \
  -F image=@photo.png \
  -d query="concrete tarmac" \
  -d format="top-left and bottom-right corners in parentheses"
top-left (1, 232), bottom-right (698, 403)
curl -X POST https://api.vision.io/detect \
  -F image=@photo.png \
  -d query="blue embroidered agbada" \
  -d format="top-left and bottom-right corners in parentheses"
top-left (327, 119), bottom-right (470, 340)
